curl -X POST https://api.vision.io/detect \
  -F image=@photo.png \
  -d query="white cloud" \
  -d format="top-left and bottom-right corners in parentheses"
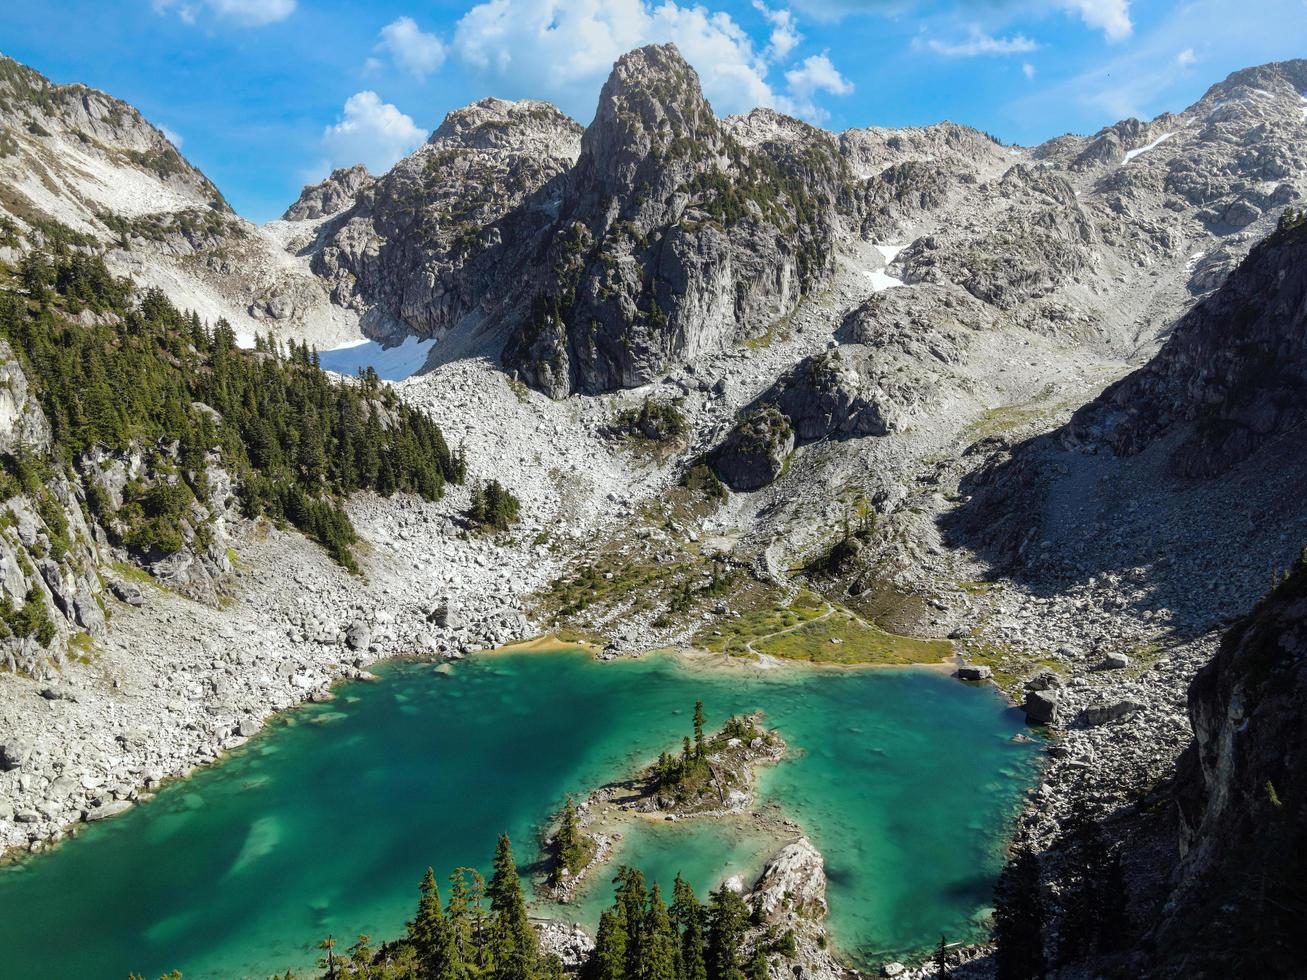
top-left (754, 2), bottom-right (802, 61)
top-left (1022, 61), bottom-right (1036, 80)
top-left (321, 91), bottom-right (425, 174)
top-left (1060, 0), bottom-right (1132, 42)
top-left (1175, 47), bottom-right (1197, 67)
top-left (377, 16), bottom-right (447, 79)
top-left (451, 0), bottom-right (851, 123)
top-left (921, 27), bottom-right (1038, 58)
top-left (153, 0), bottom-right (295, 27)
top-left (159, 125), bottom-right (184, 148)
top-left (783, 52), bottom-right (853, 119)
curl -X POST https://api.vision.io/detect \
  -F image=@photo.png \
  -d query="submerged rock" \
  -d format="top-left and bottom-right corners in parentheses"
top-left (83, 800), bottom-right (133, 822)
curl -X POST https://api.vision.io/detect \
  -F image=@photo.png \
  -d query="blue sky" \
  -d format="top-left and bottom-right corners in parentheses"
top-left (2, 0), bottom-right (1304, 221)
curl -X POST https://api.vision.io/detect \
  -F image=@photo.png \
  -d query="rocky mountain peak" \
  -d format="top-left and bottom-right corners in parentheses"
top-left (282, 164), bottom-right (373, 222)
top-left (0, 55), bottom-right (226, 212)
top-left (580, 43), bottom-right (723, 193)
top-left (429, 97), bottom-right (582, 158)
top-left (1197, 58), bottom-right (1307, 108)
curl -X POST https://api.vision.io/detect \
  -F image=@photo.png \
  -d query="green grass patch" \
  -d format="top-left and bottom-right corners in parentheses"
top-left (754, 610), bottom-right (951, 665)
top-left (697, 589), bottom-right (950, 665)
top-left (110, 560), bottom-right (161, 590)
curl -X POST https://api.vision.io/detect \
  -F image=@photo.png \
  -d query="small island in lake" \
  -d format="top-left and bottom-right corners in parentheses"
top-left (541, 701), bottom-right (786, 901)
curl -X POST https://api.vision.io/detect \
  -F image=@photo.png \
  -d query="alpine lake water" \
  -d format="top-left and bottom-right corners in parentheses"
top-left (0, 649), bottom-right (1041, 979)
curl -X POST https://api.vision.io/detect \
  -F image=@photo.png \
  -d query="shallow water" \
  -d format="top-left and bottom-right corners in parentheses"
top-left (0, 651), bottom-right (1040, 978)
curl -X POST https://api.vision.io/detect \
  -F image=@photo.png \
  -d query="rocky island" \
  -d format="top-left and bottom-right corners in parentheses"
top-left (542, 702), bottom-right (786, 901)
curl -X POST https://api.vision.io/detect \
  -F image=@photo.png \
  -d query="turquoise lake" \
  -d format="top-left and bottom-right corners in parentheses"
top-left (0, 651), bottom-right (1041, 978)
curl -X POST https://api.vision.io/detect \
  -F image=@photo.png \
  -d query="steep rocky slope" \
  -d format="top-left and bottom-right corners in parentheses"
top-left (502, 45), bottom-right (853, 396)
top-left (1131, 560), bottom-right (1307, 977)
top-left (302, 99), bottom-right (583, 342)
top-left (0, 55), bottom-right (357, 346)
top-left (1068, 210), bottom-right (1307, 477)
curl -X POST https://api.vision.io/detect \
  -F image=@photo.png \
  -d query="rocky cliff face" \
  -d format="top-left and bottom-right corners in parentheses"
top-left (306, 98), bottom-right (582, 341)
top-left (502, 45), bottom-right (852, 396)
top-left (282, 165), bottom-right (373, 222)
top-left (0, 339), bottom-right (105, 674)
top-left (1068, 212), bottom-right (1307, 477)
top-left (1143, 562), bottom-right (1307, 976)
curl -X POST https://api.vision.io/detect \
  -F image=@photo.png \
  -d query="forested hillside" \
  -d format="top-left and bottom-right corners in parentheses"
top-left (1, 226), bottom-right (465, 603)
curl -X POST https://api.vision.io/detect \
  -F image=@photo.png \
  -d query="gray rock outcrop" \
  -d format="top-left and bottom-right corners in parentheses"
top-left (283, 165), bottom-right (373, 221)
top-left (710, 405), bottom-right (794, 492)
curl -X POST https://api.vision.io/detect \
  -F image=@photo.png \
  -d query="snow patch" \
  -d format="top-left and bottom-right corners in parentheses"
top-left (319, 335), bottom-right (436, 381)
top-left (1122, 132), bottom-right (1175, 165)
top-left (862, 269), bottom-right (903, 293)
top-left (873, 243), bottom-right (905, 263)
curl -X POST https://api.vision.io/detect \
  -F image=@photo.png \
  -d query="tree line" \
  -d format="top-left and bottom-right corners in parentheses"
top-left (269, 834), bottom-right (793, 980)
top-left (1, 242), bottom-right (465, 570)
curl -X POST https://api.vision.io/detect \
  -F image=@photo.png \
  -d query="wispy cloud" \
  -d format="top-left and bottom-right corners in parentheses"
top-left (784, 52), bottom-right (854, 120)
top-left (1006, 0), bottom-right (1305, 129)
top-left (451, 0), bottom-right (852, 124)
top-left (1059, 0), bottom-right (1133, 42)
top-left (919, 27), bottom-right (1038, 58)
top-left (754, 1), bottom-right (802, 61)
top-left (152, 0), bottom-right (295, 28)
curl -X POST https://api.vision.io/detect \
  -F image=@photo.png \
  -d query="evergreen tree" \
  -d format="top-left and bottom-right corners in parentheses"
top-left (555, 796), bottom-right (588, 879)
top-left (595, 908), bottom-right (629, 980)
top-left (993, 846), bottom-right (1046, 980)
top-left (448, 867), bottom-right (488, 975)
top-left (317, 935), bottom-right (338, 979)
top-left (745, 946), bottom-right (768, 980)
top-left (934, 935), bottom-right (949, 979)
top-left (671, 875), bottom-right (708, 980)
top-left (693, 702), bottom-right (706, 759)
top-left (644, 884), bottom-right (680, 980)
top-left (487, 834), bottom-right (537, 980)
top-left (411, 867), bottom-right (459, 980)
top-left (706, 884), bottom-right (748, 980)
top-left (1057, 813), bottom-right (1127, 964)
top-left (614, 866), bottom-right (649, 980)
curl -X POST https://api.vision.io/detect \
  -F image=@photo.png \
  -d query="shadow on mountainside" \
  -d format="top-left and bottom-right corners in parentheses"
top-left (938, 421), bottom-right (1307, 637)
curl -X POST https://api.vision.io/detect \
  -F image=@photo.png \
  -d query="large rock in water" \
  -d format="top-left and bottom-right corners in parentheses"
top-left (749, 836), bottom-right (828, 923)
top-left (1023, 689), bottom-right (1060, 725)
top-left (710, 406), bottom-right (795, 492)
